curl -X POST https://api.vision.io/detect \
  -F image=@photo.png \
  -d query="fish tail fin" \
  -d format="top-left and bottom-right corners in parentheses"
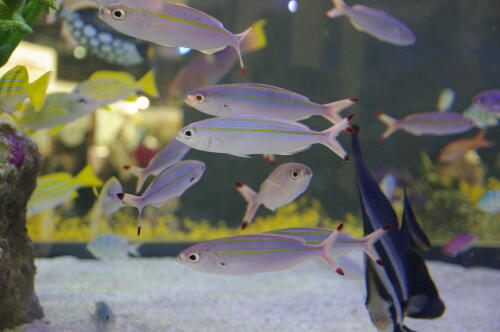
top-left (124, 165), bottom-right (147, 193)
top-left (240, 19), bottom-right (267, 54)
top-left (374, 112), bottom-right (398, 140)
top-left (362, 225), bottom-right (391, 266)
top-left (325, 0), bottom-right (347, 18)
top-left (27, 71), bottom-right (51, 111)
top-left (475, 130), bottom-right (495, 148)
top-left (117, 193), bottom-right (145, 236)
top-left (128, 242), bottom-right (142, 257)
top-left (75, 165), bottom-right (103, 187)
top-left (321, 114), bottom-right (353, 161)
top-left (137, 70), bottom-right (159, 98)
top-left (322, 98), bottom-right (359, 124)
top-left (235, 182), bottom-right (259, 229)
top-left (234, 26), bottom-right (253, 75)
top-left (319, 224), bottom-right (346, 276)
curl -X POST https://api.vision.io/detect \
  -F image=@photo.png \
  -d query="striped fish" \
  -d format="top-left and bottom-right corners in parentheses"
top-left (177, 224), bottom-right (388, 276)
top-left (73, 69), bottom-right (158, 107)
top-left (0, 65), bottom-right (51, 114)
top-left (18, 92), bottom-right (100, 135)
top-left (235, 162), bottom-right (313, 229)
top-left (176, 115), bottom-right (354, 161)
top-left (124, 139), bottom-right (190, 193)
top-left (98, 0), bottom-right (253, 73)
top-left (117, 160), bottom-right (205, 235)
top-left (185, 83), bottom-right (358, 124)
top-left (27, 165), bottom-right (103, 217)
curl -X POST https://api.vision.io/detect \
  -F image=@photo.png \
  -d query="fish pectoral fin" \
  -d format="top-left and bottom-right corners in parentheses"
top-left (229, 153), bottom-right (251, 158)
top-left (200, 45), bottom-right (227, 55)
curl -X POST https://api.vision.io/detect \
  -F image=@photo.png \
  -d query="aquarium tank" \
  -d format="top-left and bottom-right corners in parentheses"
top-left (0, 0), bottom-right (499, 331)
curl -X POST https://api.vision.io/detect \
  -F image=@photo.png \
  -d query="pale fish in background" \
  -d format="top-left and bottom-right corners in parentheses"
top-left (436, 88), bottom-right (456, 112)
top-left (167, 19), bottom-right (267, 104)
top-left (176, 115), bottom-right (354, 161)
top-left (442, 234), bottom-right (477, 258)
top-left (27, 165), bottom-right (103, 216)
top-left (124, 140), bottom-right (190, 193)
top-left (177, 224), bottom-right (389, 276)
top-left (0, 65), bottom-right (51, 114)
top-left (235, 162), bottom-right (313, 229)
top-left (98, 0), bottom-right (253, 73)
top-left (59, 5), bottom-right (151, 66)
top-left (268, 226), bottom-right (392, 279)
top-left (375, 111), bottom-right (475, 140)
top-left (326, 0), bottom-right (416, 46)
top-left (97, 177), bottom-right (124, 215)
top-left (379, 173), bottom-right (397, 201)
top-left (73, 69), bottom-right (158, 107)
top-left (438, 131), bottom-right (494, 163)
top-left (472, 89), bottom-right (500, 115)
top-left (463, 104), bottom-right (498, 129)
top-left (17, 92), bottom-right (100, 135)
top-left (91, 301), bottom-right (116, 332)
top-left (477, 190), bottom-right (500, 214)
top-left (117, 160), bottom-right (205, 235)
top-left (185, 83), bottom-right (358, 124)
top-left (87, 234), bottom-right (141, 260)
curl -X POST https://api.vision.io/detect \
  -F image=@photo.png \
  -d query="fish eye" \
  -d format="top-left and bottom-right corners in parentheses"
top-left (112, 8), bottom-right (126, 20)
top-left (195, 93), bottom-right (205, 103)
top-left (189, 177), bottom-right (195, 182)
top-left (290, 169), bottom-right (300, 180)
top-left (477, 97), bottom-right (485, 104)
top-left (187, 252), bottom-right (200, 263)
top-left (183, 128), bottom-right (194, 139)
top-left (78, 97), bottom-right (87, 103)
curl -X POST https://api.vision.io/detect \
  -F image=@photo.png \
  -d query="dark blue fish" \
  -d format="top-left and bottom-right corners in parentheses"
top-left (351, 126), bottom-right (445, 331)
top-left (401, 189), bottom-right (431, 251)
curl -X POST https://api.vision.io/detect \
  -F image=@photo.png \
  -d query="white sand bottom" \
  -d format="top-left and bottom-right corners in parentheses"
top-left (8, 256), bottom-right (500, 332)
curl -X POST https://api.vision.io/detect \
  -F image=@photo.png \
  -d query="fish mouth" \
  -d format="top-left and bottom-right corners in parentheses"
top-left (184, 95), bottom-right (196, 107)
top-left (98, 7), bottom-right (111, 18)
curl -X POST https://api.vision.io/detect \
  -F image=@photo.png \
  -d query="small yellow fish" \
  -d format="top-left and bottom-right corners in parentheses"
top-left (0, 65), bottom-right (51, 114)
top-left (73, 69), bottom-right (158, 107)
top-left (27, 165), bottom-right (103, 216)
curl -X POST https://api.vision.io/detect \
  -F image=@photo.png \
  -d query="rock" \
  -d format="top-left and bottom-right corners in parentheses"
top-left (0, 123), bottom-right (44, 329)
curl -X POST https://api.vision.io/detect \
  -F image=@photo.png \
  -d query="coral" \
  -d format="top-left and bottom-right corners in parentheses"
top-left (0, 123), bottom-right (44, 329)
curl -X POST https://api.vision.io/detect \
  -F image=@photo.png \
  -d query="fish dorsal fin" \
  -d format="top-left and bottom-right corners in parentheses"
top-left (228, 83), bottom-right (307, 99)
top-left (162, 2), bottom-right (224, 27)
top-left (88, 71), bottom-right (135, 83)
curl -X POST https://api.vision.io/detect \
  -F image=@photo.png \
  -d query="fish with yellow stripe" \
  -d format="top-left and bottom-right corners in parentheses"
top-left (0, 65), bottom-right (51, 114)
top-left (98, 0), bottom-right (253, 73)
top-left (17, 92), bottom-right (100, 135)
top-left (176, 115), bottom-right (354, 161)
top-left (177, 224), bottom-right (390, 276)
top-left (73, 69), bottom-right (158, 107)
top-left (117, 160), bottom-right (205, 235)
top-left (185, 83), bottom-right (358, 124)
top-left (27, 165), bottom-right (103, 217)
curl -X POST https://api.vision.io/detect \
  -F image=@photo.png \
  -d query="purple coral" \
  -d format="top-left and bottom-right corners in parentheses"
top-left (5, 133), bottom-right (26, 168)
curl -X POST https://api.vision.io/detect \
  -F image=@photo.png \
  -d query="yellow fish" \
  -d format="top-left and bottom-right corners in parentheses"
top-left (27, 165), bottom-right (103, 216)
top-left (73, 69), bottom-right (158, 107)
top-left (0, 65), bottom-right (51, 114)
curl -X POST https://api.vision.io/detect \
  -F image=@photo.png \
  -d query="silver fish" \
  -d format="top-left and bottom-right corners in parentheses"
top-left (326, 0), bottom-right (416, 46)
top-left (176, 115), bottom-right (354, 161)
top-left (98, 0), bottom-right (252, 73)
top-left (185, 83), bottom-right (358, 124)
top-left (87, 234), bottom-right (141, 260)
top-left (235, 162), bottom-right (313, 229)
top-left (124, 139), bottom-right (190, 193)
top-left (177, 224), bottom-right (389, 276)
top-left (375, 111), bottom-right (475, 140)
top-left (117, 160), bottom-right (205, 235)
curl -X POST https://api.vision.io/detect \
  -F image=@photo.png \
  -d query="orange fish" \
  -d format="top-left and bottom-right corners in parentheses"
top-left (438, 131), bottom-right (494, 162)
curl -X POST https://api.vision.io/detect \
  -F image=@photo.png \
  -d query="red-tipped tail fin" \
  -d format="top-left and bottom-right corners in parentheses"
top-left (322, 98), bottom-right (359, 124)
